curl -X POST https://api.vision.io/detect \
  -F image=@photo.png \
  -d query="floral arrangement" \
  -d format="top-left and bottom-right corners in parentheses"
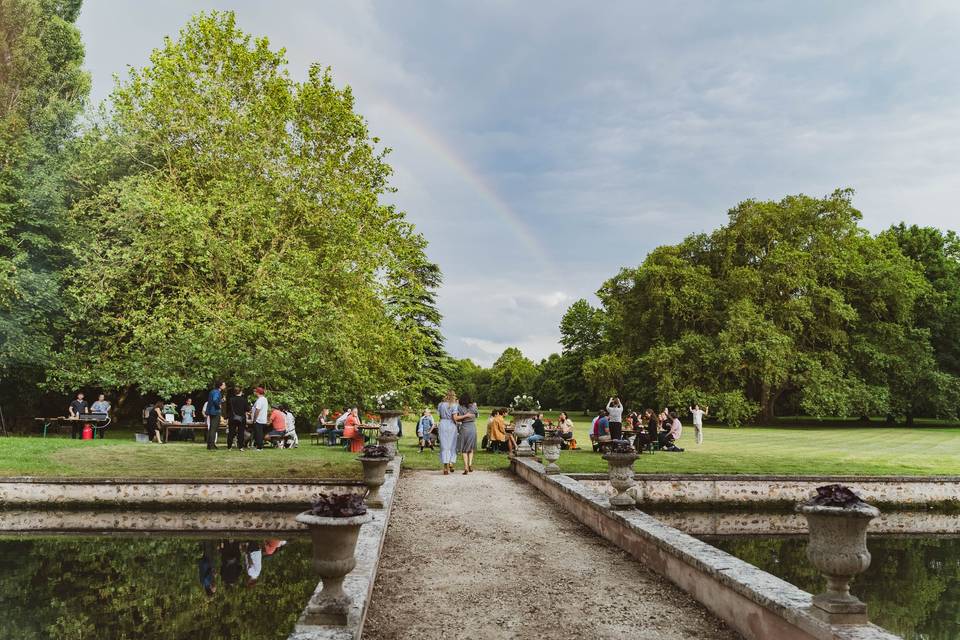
top-left (607, 439), bottom-right (636, 454)
top-left (308, 492), bottom-right (367, 517)
top-left (373, 390), bottom-right (403, 411)
top-left (510, 394), bottom-right (540, 412)
top-left (360, 444), bottom-right (389, 458)
top-left (807, 484), bottom-right (865, 508)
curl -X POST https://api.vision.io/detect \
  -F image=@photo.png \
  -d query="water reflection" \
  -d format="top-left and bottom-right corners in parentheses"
top-left (707, 536), bottom-right (960, 640)
top-left (0, 535), bottom-right (314, 640)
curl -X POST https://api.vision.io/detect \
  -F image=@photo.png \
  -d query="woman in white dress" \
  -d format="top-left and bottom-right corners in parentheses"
top-left (437, 390), bottom-right (459, 475)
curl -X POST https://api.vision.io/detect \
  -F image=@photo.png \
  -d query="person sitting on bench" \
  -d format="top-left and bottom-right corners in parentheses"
top-left (556, 412), bottom-right (575, 448)
top-left (658, 411), bottom-right (684, 452)
top-left (595, 409), bottom-right (611, 452)
top-left (267, 405), bottom-right (289, 446)
top-left (486, 408), bottom-right (513, 453)
top-left (526, 413), bottom-right (546, 448)
top-left (283, 406), bottom-right (298, 448)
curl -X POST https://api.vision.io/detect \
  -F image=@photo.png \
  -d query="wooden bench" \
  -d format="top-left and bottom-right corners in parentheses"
top-left (265, 432), bottom-right (296, 448)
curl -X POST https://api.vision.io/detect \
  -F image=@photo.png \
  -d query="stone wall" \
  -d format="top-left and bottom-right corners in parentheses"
top-left (571, 473), bottom-right (960, 508)
top-left (0, 478), bottom-right (363, 507)
top-left (512, 458), bottom-right (902, 640)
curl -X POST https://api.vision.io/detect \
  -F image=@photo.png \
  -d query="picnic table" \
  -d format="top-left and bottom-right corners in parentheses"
top-left (162, 420), bottom-right (225, 443)
top-left (35, 415), bottom-right (110, 438)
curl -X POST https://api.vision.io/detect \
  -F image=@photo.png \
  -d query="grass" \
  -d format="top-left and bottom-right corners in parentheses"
top-left (0, 411), bottom-right (957, 479)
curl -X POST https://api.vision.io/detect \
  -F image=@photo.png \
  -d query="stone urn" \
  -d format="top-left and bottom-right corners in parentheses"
top-left (796, 487), bottom-right (880, 625)
top-left (295, 510), bottom-right (373, 625)
top-left (357, 456), bottom-right (389, 508)
top-left (602, 448), bottom-right (639, 509)
top-left (541, 434), bottom-right (563, 474)
top-left (510, 410), bottom-right (539, 457)
top-left (377, 431), bottom-right (399, 469)
top-left (377, 409), bottom-right (404, 435)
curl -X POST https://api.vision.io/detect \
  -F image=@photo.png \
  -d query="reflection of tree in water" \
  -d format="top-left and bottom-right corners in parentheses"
top-left (711, 536), bottom-right (960, 640)
top-left (0, 537), bottom-right (315, 640)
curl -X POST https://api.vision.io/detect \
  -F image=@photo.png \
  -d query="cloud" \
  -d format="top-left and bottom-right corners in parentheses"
top-left (77, 1), bottom-right (960, 368)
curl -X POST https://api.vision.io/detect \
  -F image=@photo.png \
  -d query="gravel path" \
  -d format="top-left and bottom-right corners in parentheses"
top-left (365, 470), bottom-right (739, 640)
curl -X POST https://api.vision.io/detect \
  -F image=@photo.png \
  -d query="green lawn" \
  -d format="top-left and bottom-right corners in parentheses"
top-left (0, 413), bottom-right (957, 479)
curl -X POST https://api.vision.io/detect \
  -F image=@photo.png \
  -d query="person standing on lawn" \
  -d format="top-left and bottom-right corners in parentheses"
top-left (251, 387), bottom-right (269, 450)
top-left (146, 400), bottom-right (165, 444)
top-left (454, 393), bottom-right (479, 474)
top-left (437, 390), bottom-right (459, 475)
top-left (90, 393), bottom-right (111, 439)
top-left (180, 397), bottom-right (196, 424)
top-left (689, 403), bottom-right (708, 445)
top-left (417, 408), bottom-right (435, 452)
top-left (205, 381), bottom-right (226, 450)
top-left (227, 387), bottom-right (249, 450)
top-left (68, 392), bottom-right (88, 439)
top-left (606, 397), bottom-right (624, 440)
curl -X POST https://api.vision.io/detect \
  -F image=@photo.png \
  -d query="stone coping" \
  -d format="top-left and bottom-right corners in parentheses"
top-left (0, 478), bottom-right (365, 507)
top-left (513, 457), bottom-right (901, 640)
top-left (570, 474), bottom-right (960, 508)
top-left (568, 473), bottom-right (960, 482)
top-left (0, 477), bottom-right (357, 484)
top-left (289, 456), bottom-right (401, 640)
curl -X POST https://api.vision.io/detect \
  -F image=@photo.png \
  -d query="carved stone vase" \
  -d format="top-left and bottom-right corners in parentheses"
top-left (796, 501), bottom-right (880, 624)
top-left (357, 456), bottom-right (389, 508)
top-left (295, 510), bottom-right (373, 625)
top-left (377, 410), bottom-right (404, 435)
top-left (602, 451), bottom-right (639, 509)
top-left (510, 410), bottom-right (539, 457)
top-left (541, 434), bottom-right (563, 474)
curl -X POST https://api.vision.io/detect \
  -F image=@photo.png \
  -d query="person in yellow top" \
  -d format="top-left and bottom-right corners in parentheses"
top-left (486, 408), bottom-right (512, 453)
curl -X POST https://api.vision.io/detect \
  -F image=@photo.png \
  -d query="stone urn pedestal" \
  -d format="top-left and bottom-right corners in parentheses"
top-left (541, 434), bottom-right (563, 474)
top-left (295, 510), bottom-right (373, 626)
top-left (510, 410), bottom-right (539, 457)
top-left (377, 409), bottom-right (404, 435)
top-left (357, 456), bottom-right (389, 508)
top-left (602, 450), bottom-right (639, 509)
top-left (377, 432), bottom-right (399, 472)
top-left (797, 499), bottom-right (880, 624)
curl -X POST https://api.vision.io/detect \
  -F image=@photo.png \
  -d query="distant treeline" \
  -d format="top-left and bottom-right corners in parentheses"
top-left (451, 191), bottom-right (960, 426)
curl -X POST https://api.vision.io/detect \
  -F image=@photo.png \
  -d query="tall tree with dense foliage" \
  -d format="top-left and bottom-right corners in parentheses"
top-left (594, 190), bottom-right (957, 425)
top-left (0, 0), bottom-right (88, 408)
top-left (50, 12), bottom-right (437, 412)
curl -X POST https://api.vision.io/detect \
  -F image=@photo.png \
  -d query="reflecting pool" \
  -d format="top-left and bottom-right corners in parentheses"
top-left (707, 535), bottom-right (960, 640)
top-left (0, 534), bottom-right (316, 640)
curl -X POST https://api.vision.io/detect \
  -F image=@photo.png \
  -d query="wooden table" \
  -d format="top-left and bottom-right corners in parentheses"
top-left (162, 421), bottom-right (226, 443)
top-left (35, 415), bottom-right (110, 438)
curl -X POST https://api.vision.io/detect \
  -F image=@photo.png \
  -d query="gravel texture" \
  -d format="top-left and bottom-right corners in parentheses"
top-left (365, 470), bottom-right (740, 640)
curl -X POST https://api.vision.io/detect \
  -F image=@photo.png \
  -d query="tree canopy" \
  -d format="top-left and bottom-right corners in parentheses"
top-left (39, 11), bottom-right (443, 413)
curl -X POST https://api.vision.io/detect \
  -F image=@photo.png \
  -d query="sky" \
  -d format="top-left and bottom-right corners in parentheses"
top-left (76, 1), bottom-right (960, 366)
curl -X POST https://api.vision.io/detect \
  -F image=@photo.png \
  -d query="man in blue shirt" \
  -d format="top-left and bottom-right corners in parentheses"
top-left (206, 381), bottom-right (226, 450)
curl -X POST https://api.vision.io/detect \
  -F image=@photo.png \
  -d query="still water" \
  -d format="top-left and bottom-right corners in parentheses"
top-left (707, 535), bottom-right (960, 640)
top-left (0, 534), bottom-right (316, 640)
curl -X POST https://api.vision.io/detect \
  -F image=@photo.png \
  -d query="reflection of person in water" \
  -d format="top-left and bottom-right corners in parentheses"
top-left (245, 542), bottom-right (263, 587)
top-left (198, 541), bottom-right (217, 595)
top-left (220, 540), bottom-right (243, 587)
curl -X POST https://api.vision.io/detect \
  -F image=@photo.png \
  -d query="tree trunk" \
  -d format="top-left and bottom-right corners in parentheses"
top-left (760, 382), bottom-right (775, 424)
top-left (905, 411), bottom-right (915, 428)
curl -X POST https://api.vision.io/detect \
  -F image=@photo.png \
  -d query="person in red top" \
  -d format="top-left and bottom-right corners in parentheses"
top-left (267, 407), bottom-right (287, 443)
top-left (343, 407), bottom-right (364, 453)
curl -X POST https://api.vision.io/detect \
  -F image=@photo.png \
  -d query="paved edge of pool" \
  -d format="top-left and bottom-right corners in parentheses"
top-left (288, 455), bottom-right (400, 640)
top-left (512, 457), bottom-right (903, 640)
top-left (0, 478), bottom-right (365, 507)
top-left (568, 473), bottom-right (960, 508)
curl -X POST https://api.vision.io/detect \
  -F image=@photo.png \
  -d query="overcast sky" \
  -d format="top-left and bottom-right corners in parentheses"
top-left (77, 1), bottom-right (960, 366)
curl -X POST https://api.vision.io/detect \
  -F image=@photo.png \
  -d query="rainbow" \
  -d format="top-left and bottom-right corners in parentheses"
top-left (373, 102), bottom-right (554, 273)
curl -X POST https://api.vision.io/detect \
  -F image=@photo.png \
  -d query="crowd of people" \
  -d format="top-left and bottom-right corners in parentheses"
top-left (65, 386), bottom-right (709, 466)
top-left (589, 399), bottom-right (709, 452)
top-left (72, 382), bottom-right (300, 450)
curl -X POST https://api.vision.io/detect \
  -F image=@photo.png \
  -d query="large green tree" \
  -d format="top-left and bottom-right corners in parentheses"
top-left (49, 12), bottom-right (435, 413)
top-left (595, 190), bottom-right (954, 425)
top-left (0, 0), bottom-right (88, 407)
